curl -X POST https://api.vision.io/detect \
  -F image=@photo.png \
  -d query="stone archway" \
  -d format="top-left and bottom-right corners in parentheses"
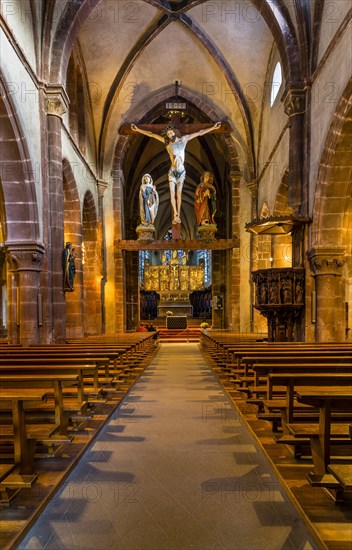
top-left (0, 81), bottom-right (40, 243)
top-left (0, 81), bottom-right (43, 344)
top-left (111, 86), bottom-right (241, 332)
top-left (82, 191), bottom-right (102, 335)
top-left (309, 83), bottom-right (352, 341)
top-left (63, 159), bottom-right (84, 338)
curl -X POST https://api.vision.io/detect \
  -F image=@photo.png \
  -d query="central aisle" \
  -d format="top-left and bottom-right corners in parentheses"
top-left (21, 343), bottom-right (316, 549)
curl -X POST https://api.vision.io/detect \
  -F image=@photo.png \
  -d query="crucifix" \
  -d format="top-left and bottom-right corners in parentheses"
top-left (119, 83), bottom-right (230, 238)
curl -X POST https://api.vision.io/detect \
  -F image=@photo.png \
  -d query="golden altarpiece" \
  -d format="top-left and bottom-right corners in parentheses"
top-left (143, 252), bottom-right (205, 317)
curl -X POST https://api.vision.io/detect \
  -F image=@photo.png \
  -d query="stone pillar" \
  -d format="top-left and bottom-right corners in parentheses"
top-left (308, 246), bottom-right (347, 341)
top-left (45, 88), bottom-right (69, 342)
top-left (115, 250), bottom-right (125, 333)
top-left (0, 252), bottom-right (7, 337)
top-left (125, 251), bottom-right (140, 330)
top-left (247, 180), bottom-right (261, 333)
top-left (113, 169), bottom-right (125, 333)
top-left (283, 88), bottom-right (306, 214)
top-left (97, 180), bottom-right (108, 334)
top-left (347, 276), bottom-right (352, 341)
top-left (229, 171), bottom-right (241, 332)
top-left (212, 250), bottom-right (229, 330)
top-left (6, 243), bottom-right (45, 345)
top-left (247, 180), bottom-right (258, 219)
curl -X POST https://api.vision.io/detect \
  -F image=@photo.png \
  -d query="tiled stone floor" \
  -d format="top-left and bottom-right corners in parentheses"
top-left (19, 343), bottom-right (318, 549)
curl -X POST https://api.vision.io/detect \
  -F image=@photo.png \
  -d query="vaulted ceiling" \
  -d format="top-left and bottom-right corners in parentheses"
top-left (74, 0), bottom-right (274, 170)
top-left (42, 0), bottom-right (305, 238)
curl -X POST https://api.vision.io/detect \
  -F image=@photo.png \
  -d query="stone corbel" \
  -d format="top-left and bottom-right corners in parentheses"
top-left (283, 87), bottom-right (306, 117)
top-left (308, 246), bottom-right (347, 276)
top-left (97, 179), bottom-right (109, 198)
top-left (44, 85), bottom-right (69, 119)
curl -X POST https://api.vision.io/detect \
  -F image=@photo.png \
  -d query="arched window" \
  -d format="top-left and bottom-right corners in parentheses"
top-left (139, 250), bottom-right (151, 283)
top-left (270, 61), bottom-right (282, 106)
top-left (197, 250), bottom-right (212, 287)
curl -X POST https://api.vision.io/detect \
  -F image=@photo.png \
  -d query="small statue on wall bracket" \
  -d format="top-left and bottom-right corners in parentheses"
top-left (63, 242), bottom-right (76, 292)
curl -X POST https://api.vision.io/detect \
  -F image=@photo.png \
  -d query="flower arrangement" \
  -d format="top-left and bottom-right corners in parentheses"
top-left (200, 322), bottom-right (209, 329)
top-left (166, 311), bottom-right (173, 316)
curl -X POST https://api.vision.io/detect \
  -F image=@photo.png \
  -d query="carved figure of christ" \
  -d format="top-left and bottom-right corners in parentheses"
top-left (130, 121), bottom-right (222, 225)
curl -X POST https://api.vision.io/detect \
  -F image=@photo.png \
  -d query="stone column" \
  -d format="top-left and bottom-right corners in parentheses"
top-left (308, 246), bottom-right (347, 341)
top-left (97, 180), bottom-right (108, 333)
top-left (246, 180), bottom-right (258, 219)
top-left (45, 88), bottom-right (68, 342)
top-left (229, 171), bottom-right (241, 332)
top-left (283, 88), bottom-right (306, 214)
top-left (125, 251), bottom-right (140, 330)
top-left (212, 250), bottom-right (230, 330)
top-left (113, 169), bottom-right (125, 333)
top-left (6, 243), bottom-right (45, 345)
top-left (0, 252), bottom-right (7, 337)
top-left (346, 276), bottom-right (352, 341)
top-left (115, 250), bottom-right (125, 333)
top-left (247, 180), bottom-right (261, 333)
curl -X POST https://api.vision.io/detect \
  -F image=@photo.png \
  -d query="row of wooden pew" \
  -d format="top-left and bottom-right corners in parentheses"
top-left (0, 333), bottom-right (156, 505)
top-left (201, 333), bottom-right (352, 505)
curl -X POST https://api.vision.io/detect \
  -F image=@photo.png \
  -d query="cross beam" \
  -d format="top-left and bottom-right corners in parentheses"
top-left (115, 238), bottom-right (239, 251)
top-left (119, 121), bottom-right (232, 136)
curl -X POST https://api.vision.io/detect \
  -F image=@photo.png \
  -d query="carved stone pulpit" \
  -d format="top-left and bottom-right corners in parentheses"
top-left (252, 267), bottom-right (305, 341)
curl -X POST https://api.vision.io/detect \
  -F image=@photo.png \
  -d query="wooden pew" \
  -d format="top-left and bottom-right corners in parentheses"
top-left (234, 361), bottom-right (352, 400)
top-left (0, 358), bottom-right (108, 394)
top-left (31, 343), bottom-right (152, 372)
top-left (0, 389), bottom-right (48, 490)
top-left (0, 374), bottom-right (82, 436)
top-left (281, 389), bottom-right (352, 503)
top-left (239, 352), bottom-right (352, 376)
top-left (210, 343), bottom-right (352, 369)
top-left (0, 364), bottom-right (97, 402)
top-left (292, 389), bottom-right (352, 473)
top-left (261, 374), bottom-right (352, 440)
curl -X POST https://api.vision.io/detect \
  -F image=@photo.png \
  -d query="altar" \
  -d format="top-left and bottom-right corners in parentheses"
top-left (166, 315), bottom-right (188, 329)
top-left (158, 304), bottom-right (193, 317)
top-left (144, 252), bottom-right (204, 318)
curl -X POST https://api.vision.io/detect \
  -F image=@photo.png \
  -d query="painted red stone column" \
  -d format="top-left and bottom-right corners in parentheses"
top-left (308, 246), bottom-right (347, 341)
top-left (45, 89), bottom-right (68, 342)
top-left (6, 243), bottom-right (44, 345)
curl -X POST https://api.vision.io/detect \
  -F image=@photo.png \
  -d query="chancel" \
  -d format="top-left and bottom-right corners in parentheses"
top-left (0, 1), bottom-right (351, 549)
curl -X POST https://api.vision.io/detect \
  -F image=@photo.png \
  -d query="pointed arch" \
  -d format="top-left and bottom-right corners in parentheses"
top-left (62, 158), bottom-right (84, 338)
top-left (82, 190), bottom-right (102, 335)
top-left (311, 80), bottom-right (352, 247)
top-left (0, 77), bottom-right (39, 243)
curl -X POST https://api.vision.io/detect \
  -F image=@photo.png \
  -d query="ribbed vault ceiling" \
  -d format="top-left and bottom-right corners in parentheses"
top-left (62, 0), bottom-right (283, 237)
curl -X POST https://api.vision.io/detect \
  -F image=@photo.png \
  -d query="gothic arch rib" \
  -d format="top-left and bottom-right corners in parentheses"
top-left (180, 14), bottom-right (255, 178)
top-left (48, 1), bottom-right (302, 111)
top-left (98, 19), bottom-right (254, 174)
top-left (311, 79), bottom-right (352, 246)
top-left (97, 13), bottom-right (170, 168)
top-left (0, 76), bottom-right (40, 243)
top-left (254, 0), bottom-right (302, 84)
